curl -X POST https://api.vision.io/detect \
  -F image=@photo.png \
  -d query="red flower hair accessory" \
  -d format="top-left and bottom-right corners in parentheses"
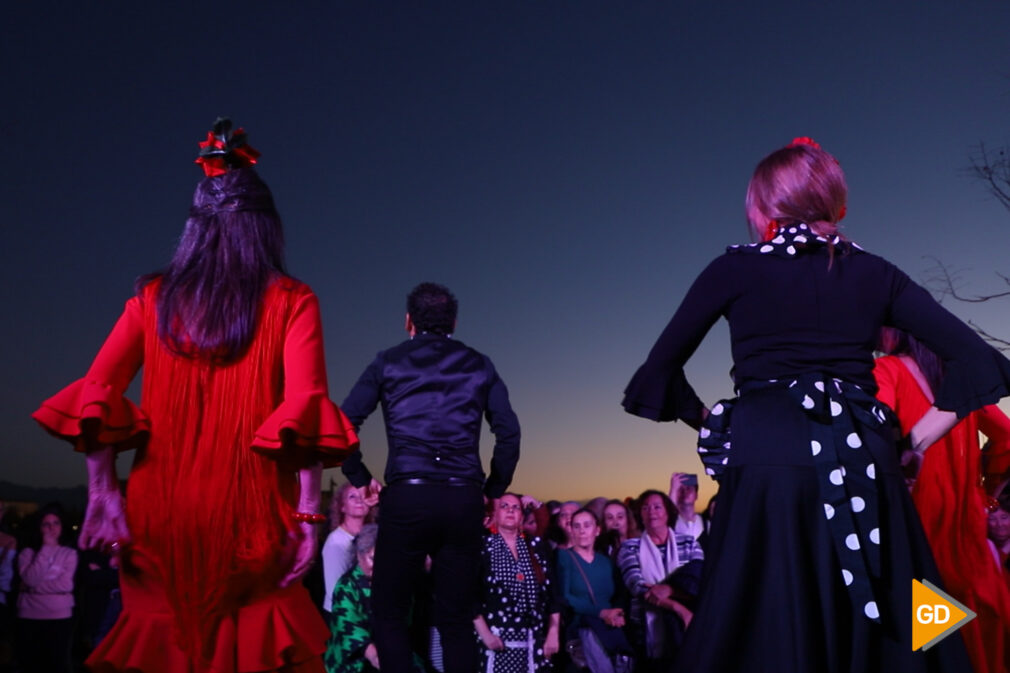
top-left (195, 117), bottom-right (260, 177)
top-left (788, 136), bottom-right (821, 150)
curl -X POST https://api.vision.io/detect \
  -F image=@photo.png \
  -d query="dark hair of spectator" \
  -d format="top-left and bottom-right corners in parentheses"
top-left (545, 510), bottom-right (568, 546)
top-left (26, 502), bottom-right (72, 551)
top-left (407, 282), bottom-right (458, 336)
top-left (571, 507), bottom-right (600, 527)
top-left (633, 489), bottom-right (678, 531)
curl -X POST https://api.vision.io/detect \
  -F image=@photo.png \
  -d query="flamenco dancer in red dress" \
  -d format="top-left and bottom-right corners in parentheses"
top-left (874, 327), bottom-right (1010, 673)
top-left (33, 118), bottom-right (359, 672)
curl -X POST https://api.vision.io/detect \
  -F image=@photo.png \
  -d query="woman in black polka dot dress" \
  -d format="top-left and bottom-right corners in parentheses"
top-left (474, 493), bottom-right (561, 673)
top-left (622, 138), bottom-right (1010, 673)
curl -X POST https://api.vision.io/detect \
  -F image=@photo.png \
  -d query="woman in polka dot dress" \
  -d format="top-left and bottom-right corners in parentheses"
top-left (474, 493), bottom-right (561, 673)
top-left (622, 138), bottom-right (1010, 673)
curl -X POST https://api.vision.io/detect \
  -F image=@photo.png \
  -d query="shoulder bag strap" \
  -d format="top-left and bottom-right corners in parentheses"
top-left (567, 549), bottom-right (598, 605)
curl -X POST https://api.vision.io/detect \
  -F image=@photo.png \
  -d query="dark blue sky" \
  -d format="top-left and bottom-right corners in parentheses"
top-left (4, 2), bottom-right (1009, 501)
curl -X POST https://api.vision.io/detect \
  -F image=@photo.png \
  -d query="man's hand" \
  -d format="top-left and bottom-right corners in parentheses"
top-left (482, 496), bottom-right (499, 530)
top-left (359, 479), bottom-right (383, 507)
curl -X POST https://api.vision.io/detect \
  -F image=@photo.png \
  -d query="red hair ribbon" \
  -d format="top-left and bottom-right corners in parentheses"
top-left (763, 219), bottom-right (779, 241)
top-left (788, 136), bottom-right (821, 150)
top-left (837, 204), bottom-right (847, 221)
top-left (195, 117), bottom-right (260, 177)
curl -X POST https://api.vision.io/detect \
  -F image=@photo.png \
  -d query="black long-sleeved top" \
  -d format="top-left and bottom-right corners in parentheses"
top-left (340, 333), bottom-right (520, 498)
top-left (623, 247), bottom-right (1010, 425)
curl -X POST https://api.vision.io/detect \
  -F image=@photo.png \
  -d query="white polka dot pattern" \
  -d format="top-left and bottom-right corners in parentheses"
top-left (694, 362), bottom-right (891, 624)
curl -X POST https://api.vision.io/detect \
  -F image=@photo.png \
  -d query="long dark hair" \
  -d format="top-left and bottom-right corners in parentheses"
top-left (139, 168), bottom-right (287, 362)
top-left (878, 327), bottom-right (945, 395)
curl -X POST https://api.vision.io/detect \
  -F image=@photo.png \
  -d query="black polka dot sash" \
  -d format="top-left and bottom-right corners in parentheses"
top-left (697, 373), bottom-right (891, 623)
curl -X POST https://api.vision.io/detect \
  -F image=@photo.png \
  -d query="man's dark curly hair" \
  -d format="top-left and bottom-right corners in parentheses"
top-left (407, 282), bottom-right (458, 336)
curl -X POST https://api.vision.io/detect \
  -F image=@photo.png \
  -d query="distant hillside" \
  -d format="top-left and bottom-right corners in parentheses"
top-left (0, 480), bottom-right (88, 512)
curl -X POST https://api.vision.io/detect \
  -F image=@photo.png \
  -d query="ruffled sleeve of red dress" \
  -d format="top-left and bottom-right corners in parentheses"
top-left (253, 287), bottom-right (359, 468)
top-left (32, 296), bottom-right (149, 452)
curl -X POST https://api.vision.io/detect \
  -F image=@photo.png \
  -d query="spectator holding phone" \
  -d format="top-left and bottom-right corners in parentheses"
top-left (669, 473), bottom-right (703, 542)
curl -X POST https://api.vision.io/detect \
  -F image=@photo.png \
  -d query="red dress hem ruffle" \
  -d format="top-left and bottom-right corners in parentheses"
top-left (31, 378), bottom-right (150, 452)
top-left (86, 584), bottom-right (326, 673)
top-left (252, 393), bottom-right (359, 468)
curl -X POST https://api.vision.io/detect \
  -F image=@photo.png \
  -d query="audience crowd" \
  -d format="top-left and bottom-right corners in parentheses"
top-left (5, 449), bottom-right (1010, 673)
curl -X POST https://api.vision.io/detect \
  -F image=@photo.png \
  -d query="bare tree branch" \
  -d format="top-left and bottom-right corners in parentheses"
top-left (967, 320), bottom-right (1010, 351)
top-left (924, 256), bottom-right (1010, 302)
top-left (923, 257), bottom-right (1010, 350)
top-left (922, 256), bottom-right (1009, 300)
top-left (968, 142), bottom-right (1010, 212)
top-left (918, 142), bottom-right (1010, 350)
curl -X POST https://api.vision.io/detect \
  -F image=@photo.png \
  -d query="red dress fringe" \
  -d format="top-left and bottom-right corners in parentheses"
top-left (33, 278), bottom-right (358, 672)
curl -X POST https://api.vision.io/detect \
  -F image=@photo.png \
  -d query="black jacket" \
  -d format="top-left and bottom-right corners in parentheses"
top-left (340, 333), bottom-right (520, 498)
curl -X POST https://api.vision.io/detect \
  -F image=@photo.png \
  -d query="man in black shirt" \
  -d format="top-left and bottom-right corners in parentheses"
top-left (341, 282), bottom-right (520, 673)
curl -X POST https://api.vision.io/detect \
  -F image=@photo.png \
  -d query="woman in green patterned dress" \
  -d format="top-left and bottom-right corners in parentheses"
top-left (324, 525), bottom-right (379, 673)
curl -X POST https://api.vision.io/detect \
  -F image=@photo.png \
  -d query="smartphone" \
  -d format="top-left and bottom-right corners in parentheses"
top-left (683, 474), bottom-right (699, 487)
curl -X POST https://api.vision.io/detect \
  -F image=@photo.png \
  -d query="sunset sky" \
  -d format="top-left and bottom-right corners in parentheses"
top-left (4, 2), bottom-right (1010, 503)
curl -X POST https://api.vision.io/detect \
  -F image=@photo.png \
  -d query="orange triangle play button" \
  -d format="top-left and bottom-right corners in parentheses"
top-left (912, 579), bottom-right (976, 651)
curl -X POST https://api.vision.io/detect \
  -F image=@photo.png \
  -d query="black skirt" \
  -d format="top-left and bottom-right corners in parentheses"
top-left (672, 387), bottom-right (972, 673)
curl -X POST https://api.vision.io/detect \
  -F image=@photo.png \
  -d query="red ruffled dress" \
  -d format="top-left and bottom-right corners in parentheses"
top-left (33, 278), bottom-right (359, 673)
top-left (874, 355), bottom-right (1010, 673)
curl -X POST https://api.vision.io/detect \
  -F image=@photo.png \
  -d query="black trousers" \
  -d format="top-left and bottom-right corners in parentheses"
top-left (372, 482), bottom-right (483, 673)
top-left (17, 617), bottom-right (73, 673)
